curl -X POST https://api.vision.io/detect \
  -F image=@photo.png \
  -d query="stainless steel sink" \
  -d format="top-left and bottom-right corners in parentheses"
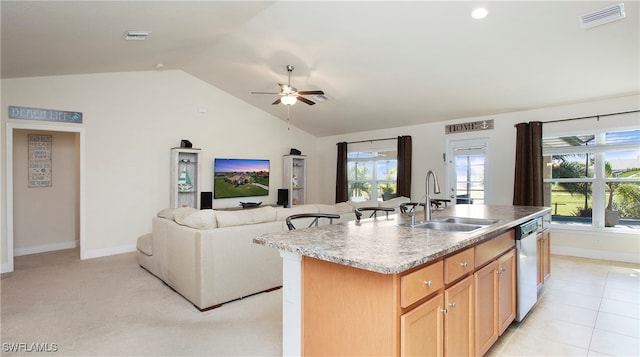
top-left (397, 216), bottom-right (499, 233)
top-left (415, 221), bottom-right (484, 232)
top-left (398, 221), bottom-right (484, 232)
top-left (434, 217), bottom-right (500, 225)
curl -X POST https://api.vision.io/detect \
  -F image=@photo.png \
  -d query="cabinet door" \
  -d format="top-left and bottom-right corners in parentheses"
top-left (541, 231), bottom-right (551, 283)
top-left (474, 260), bottom-right (498, 356)
top-left (498, 249), bottom-right (516, 335)
top-left (444, 275), bottom-right (474, 357)
top-left (537, 233), bottom-right (544, 288)
top-left (401, 294), bottom-right (444, 356)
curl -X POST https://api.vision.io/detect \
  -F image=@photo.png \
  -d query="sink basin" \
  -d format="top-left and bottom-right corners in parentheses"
top-left (434, 217), bottom-right (500, 225)
top-left (398, 221), bottom-right (485, 232)
top-left (397, 216), bottom-right (499, 233)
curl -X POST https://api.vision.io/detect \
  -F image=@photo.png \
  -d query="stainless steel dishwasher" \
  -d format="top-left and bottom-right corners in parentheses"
top-left (515, 219), bottom-right (539, 321)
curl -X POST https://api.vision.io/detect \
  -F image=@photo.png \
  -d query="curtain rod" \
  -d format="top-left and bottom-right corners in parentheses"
top-left (539, 109), bottom-right (639, 125)
top-left (338, 137), bottom-right (398, 145)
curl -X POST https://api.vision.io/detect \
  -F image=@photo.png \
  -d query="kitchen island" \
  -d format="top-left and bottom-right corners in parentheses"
top-left (254, 204), bottom-right (550, 356)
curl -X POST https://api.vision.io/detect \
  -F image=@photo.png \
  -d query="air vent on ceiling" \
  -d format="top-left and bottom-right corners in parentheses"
top-left (580, 3), bottom-right (626, 29)
top-left (311, 94), bottom-right (328, 103)
top-left (124, 31), bottom-right (151, 41)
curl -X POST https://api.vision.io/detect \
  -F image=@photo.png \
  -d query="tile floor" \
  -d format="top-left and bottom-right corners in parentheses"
top-left (487, 255), bottom-right (640, 356)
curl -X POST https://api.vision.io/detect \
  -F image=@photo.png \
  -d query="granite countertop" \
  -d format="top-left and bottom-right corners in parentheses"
top-left (253, 204), bottom-right (550, 274)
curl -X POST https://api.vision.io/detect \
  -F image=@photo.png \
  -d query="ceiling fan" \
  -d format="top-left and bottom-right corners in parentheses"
top-left (251, 65), bottom-right (325, 106)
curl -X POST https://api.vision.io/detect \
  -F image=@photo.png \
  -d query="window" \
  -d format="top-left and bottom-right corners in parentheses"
top-left (347, 149), bottom-right (397, 202)
top-left (543, 129), bottom-right (640, 229)
top-left (447, 139), bottom-right (489, 205)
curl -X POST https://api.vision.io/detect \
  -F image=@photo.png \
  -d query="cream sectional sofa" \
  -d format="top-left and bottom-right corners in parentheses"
top-left (137, 197), bottom-right (409, 310)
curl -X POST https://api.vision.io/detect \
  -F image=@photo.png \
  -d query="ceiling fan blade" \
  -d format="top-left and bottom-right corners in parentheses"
top-left (297, 96), bottom-right (316, 105)
top-left (272, 98), bottom-right (282, 105)
top-left (297, 90), bottom-right (325, 95)
top-left (251, 91), bottom-right (280, 95)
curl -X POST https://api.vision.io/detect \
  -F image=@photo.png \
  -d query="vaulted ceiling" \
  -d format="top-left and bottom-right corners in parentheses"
top-left (2, 1), bottom-right (638, 137)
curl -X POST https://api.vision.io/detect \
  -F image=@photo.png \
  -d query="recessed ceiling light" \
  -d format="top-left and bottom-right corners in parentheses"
top-left (471, 7), bottom-right (488, 20)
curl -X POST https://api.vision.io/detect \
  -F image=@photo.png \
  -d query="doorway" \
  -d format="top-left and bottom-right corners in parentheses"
top-left (5, 123), bottom-right (85, 273)
top-left (446, 138), bottom-right (491, 205)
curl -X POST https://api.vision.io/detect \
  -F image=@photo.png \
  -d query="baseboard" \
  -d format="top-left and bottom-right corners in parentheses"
top-left (14, 240), bottom-right (78, 257)
top-left (1, 263), bottom-right (13, 274)
top-left (82, 244), bottom-right (137, 260)
top-left (551, 246), bottom-right (640, 264)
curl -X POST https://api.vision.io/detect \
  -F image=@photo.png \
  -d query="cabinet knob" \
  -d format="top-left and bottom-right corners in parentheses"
top-left (460, 262), bottom-right (468, 268)
top-left (423, 280), bottom-right (433, 287)
top-left (440, 308), bottom-right (448, 314)
top-left (448, 302), bottom-right (456, 308)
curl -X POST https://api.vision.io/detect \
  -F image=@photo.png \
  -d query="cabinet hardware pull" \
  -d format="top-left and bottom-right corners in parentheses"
top-left (440, 309), bottom-right (448, 314)
top-left (423, 280), bottom-right (432, 287)
top-left (448, 302), bottom-right (456, 308)
top-left (460, 262), bottom-right (468, 268)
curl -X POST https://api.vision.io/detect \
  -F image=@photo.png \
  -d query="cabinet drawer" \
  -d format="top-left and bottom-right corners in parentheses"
top-left (401, 261), bottom-right (444, 308)
top-left (475, 230), bottom-right (515, 268)
top-left (444, 248), bottom-right (474, 284)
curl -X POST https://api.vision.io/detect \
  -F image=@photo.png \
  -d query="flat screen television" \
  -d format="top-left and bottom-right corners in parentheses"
top-left (213, 158), bottom-right (270, 199)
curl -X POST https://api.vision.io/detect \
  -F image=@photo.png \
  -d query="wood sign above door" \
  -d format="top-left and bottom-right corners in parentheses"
top-left (445, 119), bottom-right (494, 134)
top-left (9, 105), bottom-right (82, 124)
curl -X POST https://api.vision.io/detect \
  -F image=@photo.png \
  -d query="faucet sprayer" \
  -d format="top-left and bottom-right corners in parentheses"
top-left (424, 170), bottom-right (441, 222)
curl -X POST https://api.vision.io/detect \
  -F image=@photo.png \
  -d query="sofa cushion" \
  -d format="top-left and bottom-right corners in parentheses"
top-left (315, 204), bottom-right (340, 214)
top-left (275, 205), bottom-right (320, 221)
top-left (180, 209), bottom-right (218, 229)
top-left (173, 207), bottom-right (199, 225)
top-left (136, 233), bottom-right (153, 256)
top-left (379, 196), bottom-right (410, 208)
top-left (347, 199), bottom-right (379, 209)
top-left (157, 207), bottom-right (177, 220)
top-left (216, 206), bottom-right (277, 228)
top-left (333, 202), bottom-right (354, 214)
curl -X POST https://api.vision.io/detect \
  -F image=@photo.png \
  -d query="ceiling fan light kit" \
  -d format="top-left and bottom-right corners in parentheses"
top-left (281, 95), bottom-right (297, 105)
top-left (251, 65), bottom-right (325, 106)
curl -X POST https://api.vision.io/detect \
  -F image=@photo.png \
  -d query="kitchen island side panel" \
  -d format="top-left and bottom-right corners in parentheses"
top-left (302, 256), bottom-right (400, 356)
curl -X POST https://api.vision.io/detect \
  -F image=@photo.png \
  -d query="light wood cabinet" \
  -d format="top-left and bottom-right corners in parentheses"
top-left (283, 155), bottom-right (306, 206)
top-left (498, 249), bottom-right (516, 335)
top-left (444, 275), bottom-right (474, 357)
top-left (444, 247), bottom-right (474, 284)
top-left (301, 230), bottom-right (518, 356)
top-left (401, 261), bottom-right (443, 308)
top-left (170, 148), bottom-right (201, 208)
top-left (474, 260), bottom-right (498, 356)
top-left (401, 294), bottom-right (444, 356)
top-left (537, 230), bottom-right (551, 288)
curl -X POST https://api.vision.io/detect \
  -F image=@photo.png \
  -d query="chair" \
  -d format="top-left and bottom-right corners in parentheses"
top-left (456, 194), bottom-right (473, 204)
top-left (354, 207), bottom-right (395, 222)
top-left (399, 202), bottom-right (424, 213)
top-left (400, 199), bottom-right (451, 214)
top-left (286, 213), bottom-right (341, 230)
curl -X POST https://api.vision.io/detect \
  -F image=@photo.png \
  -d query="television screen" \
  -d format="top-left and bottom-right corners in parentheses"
top-left (214, 158), bottom-right (270, 199)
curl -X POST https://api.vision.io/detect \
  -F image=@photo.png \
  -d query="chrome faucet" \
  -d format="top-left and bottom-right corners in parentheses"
top-left (424, 170), bottom-right (441, 221)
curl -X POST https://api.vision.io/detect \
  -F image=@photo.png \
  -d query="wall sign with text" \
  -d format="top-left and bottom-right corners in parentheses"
top-left (9, 105), bottom-right (82, 123)
top-left (28, 134), bottom-right (52, 188)
top-left (445, 119), bottom-right (494, 134)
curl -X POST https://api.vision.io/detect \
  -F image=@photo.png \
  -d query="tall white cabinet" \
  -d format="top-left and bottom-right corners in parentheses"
top-left (170, 148), bottom-right (201, 208)
top-left (283, 155), bottom-right (307, 206)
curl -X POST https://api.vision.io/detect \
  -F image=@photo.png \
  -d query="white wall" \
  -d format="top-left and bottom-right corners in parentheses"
top-left (1, 70), bottom-right (317, 270)
top-left (314, 94), bottom-right (640, 263)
